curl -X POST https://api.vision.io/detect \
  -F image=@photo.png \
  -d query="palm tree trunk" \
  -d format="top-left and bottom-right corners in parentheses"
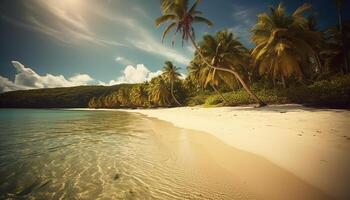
top-left (337, 5), bottom-right (349, 73)
top-left (171, 81), bottom-right (181, 106)
top-left (315, 53), bottom-right (322, 74)
top-left (211, 84), bottom-right (228, 103)
top-left (281, 75), bottom-right (286, 88)
top-left (189, 35), bottom-right (267, 107)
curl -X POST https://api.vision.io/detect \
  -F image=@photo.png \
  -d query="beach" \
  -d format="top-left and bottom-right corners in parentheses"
top-left (121, 104), bottom-right (350, 199)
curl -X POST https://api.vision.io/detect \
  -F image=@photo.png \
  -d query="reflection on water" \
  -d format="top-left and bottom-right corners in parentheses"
top-left (0, 109), bottom-right (244, 199)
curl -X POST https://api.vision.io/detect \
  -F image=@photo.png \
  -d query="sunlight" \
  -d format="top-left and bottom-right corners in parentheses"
top-left (57, 0), bottom-right (83, 8)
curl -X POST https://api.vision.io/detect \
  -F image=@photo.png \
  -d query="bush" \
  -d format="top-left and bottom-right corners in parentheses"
top-left (186, 91), bottom-right (211, 106)
top-left (287, 75), bottom-right (350, 107)
top-left (190, 74), bottom-right (350, 108)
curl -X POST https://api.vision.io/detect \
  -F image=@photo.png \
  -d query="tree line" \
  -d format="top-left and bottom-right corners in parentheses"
top-left (88, 0), bottom-right (349, 108)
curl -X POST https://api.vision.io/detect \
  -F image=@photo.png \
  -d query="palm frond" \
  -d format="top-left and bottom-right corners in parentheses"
top-left (155, 14), bottom-right (176, 27)
top-left (162, 22), bottom-right (177, 42)
top-left (193, 16), bottom-right (213, 27)
top-left (189, 0), bottom-right (200, 14)
top-left (292, 3), bottom-right (311, 17)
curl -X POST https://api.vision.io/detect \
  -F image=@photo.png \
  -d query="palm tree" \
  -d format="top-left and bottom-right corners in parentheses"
top-left (162, 61), bottom-right (182, 105)
top-left (88, 97), bottom-right (97, 108)
top-left (322, 21), bottom-right (350, 73)
top-left (116, 89), bottom-right (129, 107)
top-left (188, 59), bottom-right (228, 103)
top-left (130, 85), bottom-right (149, 107)
top-left (334, 0), bottom-right (349, 73)
top-left (197, 30), bottom-right (252, 90)
top-left (147, 76), bottom-right (171, 106)
top-left (155, 0), bottom-right (266, 107)
top-left (251, 3), bottom-right (323, 87)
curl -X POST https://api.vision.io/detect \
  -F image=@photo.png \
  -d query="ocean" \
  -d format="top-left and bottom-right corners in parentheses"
top-left (0, 109), bottom-right (242, 199)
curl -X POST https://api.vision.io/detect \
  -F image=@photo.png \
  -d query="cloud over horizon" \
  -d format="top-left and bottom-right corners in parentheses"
top-left (0, 61), bottom-right (94, 93)
top-left (99, 64), bottom-right (162, 86)
top-left (0, 61), bottom-right (163, 93)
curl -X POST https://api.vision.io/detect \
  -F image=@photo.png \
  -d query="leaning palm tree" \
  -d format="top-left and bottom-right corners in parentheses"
top-left (188, 59), bottom-right (228, 103)
top-left (251, 3), bottom-right (323, 87)
top-left (155, 0), bottom-right (266, 107)
top-left (162, 61), bottom-right (182, 105)
top-left (196, 30), bottom-right (252, 92)
top-left (147, 76), bottom-right (171, 107)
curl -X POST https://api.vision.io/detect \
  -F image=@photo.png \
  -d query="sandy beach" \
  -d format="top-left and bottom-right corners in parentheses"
top-left (119, 104), bottom-right (350, 199)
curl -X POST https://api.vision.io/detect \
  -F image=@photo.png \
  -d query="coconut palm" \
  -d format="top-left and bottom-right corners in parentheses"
top-left (116, 89), bottom-right (129, 107)
top-left (88, 97), bottom-right (97, 108)
top-left (322, 21), bottom-right (350, 73)
top-left (162, 61), bottom-right (182, 105)
top-left (188, 60), bottom-right (228, 103)
top-left (334, 0), bottom-right (349, 73)
top-left (251, 3), bottom-right (323, 87)
top-left (147, 76), bottom-right (171, 106)
top-left (156, 0), bottom-right (266, 106)
top-left (191, 30), bottom-right (255, 102)
top-left (130, 85), bottom-right (149, 107)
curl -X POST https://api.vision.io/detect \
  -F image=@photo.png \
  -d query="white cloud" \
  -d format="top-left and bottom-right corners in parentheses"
top-left (128, 38), bottom-right (191, 66)
top-left (115, 56), bottom-right (133, 65)
top-left (0, 61), bottom-right (168, 93)
top-left (0, 61), bottom-right (94, 92)
top-left (69, 74), bottom-right (94, 85)
top-left (2, 0), bottom-right (189, 65)
top-left (100, 64), bottom-right (162, 86)
top-left (0, 76), bottom-right (30, 93)
top-left (93, 6), bottom-right (191, 65)
top-left (1, 0), bottom-right (124, 47)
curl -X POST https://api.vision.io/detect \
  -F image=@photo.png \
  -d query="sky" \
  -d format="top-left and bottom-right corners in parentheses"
top-left (0, 0), bottom-right (349, 92)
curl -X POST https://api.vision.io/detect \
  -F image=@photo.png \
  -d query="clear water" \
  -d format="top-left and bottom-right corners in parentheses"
top-left (0, 109), bottom-right (244, 200)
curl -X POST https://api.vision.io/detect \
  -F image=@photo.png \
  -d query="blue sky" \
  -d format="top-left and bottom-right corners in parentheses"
top-left (0, 0), bottom-right (348, 92)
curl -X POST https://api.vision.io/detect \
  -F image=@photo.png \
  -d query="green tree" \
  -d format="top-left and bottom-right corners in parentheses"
top-left (251, 3), bottom-right (322, 87)
top-left (194, 30), bottom-right (252, 102)
top-left (188, 60), bottom-right (228, 103)
top-left (322, 21), bottom-right (350, 73)
top-left (88, 97), bottom-right (97, 108)
top-left (130, 85), bottom-right (149, 107)
top-left (147, 76), bottom-right (171, 106)
top-left (116, 89), bottom-right (129, 107)
top-left (155, 0), bottom-right (266, 106)
top-left (162, 61), bottom-right (182, 105)
top-left (334, 0), bottom-right (349, 73)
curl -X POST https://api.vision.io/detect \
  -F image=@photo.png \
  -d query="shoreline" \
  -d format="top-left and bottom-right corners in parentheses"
top-left (67, 105), bottom-right (350, 199)
top-left (125, 105), bottom-right (350, 199)
top-left (145, 115), bottom-right (331, 199)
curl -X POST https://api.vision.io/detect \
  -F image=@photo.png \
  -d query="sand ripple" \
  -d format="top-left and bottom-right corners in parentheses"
top-left (0, 109), bottom-right (249, 199)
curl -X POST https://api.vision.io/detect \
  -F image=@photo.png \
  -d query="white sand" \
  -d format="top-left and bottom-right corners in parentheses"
top-left (121, 104), bottom-right (350, 199)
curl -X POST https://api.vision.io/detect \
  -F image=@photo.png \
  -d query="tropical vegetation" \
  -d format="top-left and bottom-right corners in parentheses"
top-left (0, 0), bottom-right (349, 109)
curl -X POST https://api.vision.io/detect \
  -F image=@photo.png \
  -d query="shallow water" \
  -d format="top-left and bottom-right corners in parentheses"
top-left (0, 109), bottom-right (249, 200)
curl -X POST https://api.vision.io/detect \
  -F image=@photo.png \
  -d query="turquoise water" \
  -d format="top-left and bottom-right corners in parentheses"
top-left (0, 109), bottom-right (160, 199)
top-left (0, 109), bottom-right (243, 200)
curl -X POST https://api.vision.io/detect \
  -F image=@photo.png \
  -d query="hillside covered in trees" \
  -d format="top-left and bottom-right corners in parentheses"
top-left (0, 85), bottom-right (130, 108)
